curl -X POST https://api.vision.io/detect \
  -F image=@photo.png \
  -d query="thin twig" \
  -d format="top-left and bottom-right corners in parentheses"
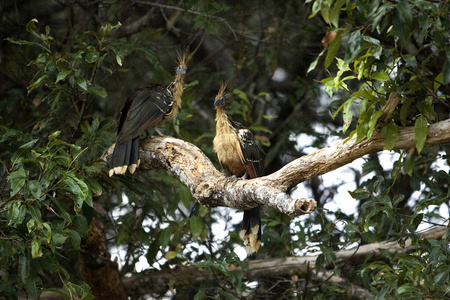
top-left (132, 1), bottom-right (253, 41)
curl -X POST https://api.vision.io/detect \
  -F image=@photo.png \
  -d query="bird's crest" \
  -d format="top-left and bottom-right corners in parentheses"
top-left (216, 81), bottom-right (228, 100)
top-left (176, 50), bottom-right (188, 73)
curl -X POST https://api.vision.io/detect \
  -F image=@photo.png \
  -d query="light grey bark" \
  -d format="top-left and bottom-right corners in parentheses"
top-left (104, 94), bottom-right (450, 217)
top-left (103, 116), bottom-right (450, 217)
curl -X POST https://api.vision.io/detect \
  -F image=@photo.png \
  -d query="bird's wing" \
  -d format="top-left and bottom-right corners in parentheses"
top-left (117, 85), bottom-right (174, 143)
top-left (238, 128), bottom-right (264, 178)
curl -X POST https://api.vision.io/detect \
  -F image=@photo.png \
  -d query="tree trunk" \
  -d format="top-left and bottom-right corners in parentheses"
top-left (80, 217), bottom-right (127, 300)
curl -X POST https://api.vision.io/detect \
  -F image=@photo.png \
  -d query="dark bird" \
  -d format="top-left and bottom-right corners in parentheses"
top-left (109, 53), bottom-right (187, 177)
top-left (213, 82), bottom-right (263, 254)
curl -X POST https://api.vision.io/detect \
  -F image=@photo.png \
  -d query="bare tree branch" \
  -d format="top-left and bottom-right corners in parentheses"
top-left (272, 117), bottom-right (450, 191)
top-left (104, 115), bottom-right (450, 217)
top-left (116, 226), bottom-right (448, 298)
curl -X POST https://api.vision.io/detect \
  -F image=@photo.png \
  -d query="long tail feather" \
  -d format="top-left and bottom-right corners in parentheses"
top-left (240, 207), bottom-right (261, 254)
top-left (109, 138), bottom-right (140, 176)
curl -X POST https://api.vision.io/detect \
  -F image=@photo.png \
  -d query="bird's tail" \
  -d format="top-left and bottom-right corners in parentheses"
top-left (109, 138), bottom-right (140, 177)
top-left (240, 207), bottom-right (261, 254)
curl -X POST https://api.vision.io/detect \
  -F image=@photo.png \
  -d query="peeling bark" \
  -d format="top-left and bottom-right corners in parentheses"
top-left (104, 116), bottom-right (450, 217)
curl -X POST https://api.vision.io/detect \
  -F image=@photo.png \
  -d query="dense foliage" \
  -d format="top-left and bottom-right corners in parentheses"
top-left (1, 0), bottom-right (449, 299)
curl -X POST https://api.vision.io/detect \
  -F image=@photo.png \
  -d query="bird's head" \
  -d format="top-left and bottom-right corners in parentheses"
top-left (214, 82), bottom-right (228, 107)
top-left (175, 51), bottom-right (187, 75)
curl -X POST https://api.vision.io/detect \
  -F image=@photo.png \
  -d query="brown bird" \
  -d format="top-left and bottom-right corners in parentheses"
top-left (213, 82), bottom-right (263, 254)
top-left (109, 52), bottom-right (187, 177)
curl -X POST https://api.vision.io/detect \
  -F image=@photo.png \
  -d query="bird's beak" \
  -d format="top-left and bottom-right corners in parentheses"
top-left (214, 97), bottom-right (225, 107)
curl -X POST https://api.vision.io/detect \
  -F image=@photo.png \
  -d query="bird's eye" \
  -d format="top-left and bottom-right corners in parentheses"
top-left (176, 65), bottom-right (187, 74)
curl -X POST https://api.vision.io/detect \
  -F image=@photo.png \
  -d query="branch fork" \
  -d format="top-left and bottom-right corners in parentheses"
top-left (105, 94), bottom-right (450, 217)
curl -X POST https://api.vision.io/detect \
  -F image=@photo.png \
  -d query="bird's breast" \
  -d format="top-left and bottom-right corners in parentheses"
top-left (213, 124), bottom-right (246, 176)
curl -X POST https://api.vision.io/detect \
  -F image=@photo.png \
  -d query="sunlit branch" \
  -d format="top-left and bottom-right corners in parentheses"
top-left (104, 110), bottom-right (450, 217)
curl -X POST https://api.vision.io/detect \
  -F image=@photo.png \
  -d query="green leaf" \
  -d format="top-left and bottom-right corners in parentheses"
top-left (434, 73), bottom-right (443, 92)
top-left (249, 123), bottom-right (272, 133)
top-left (63, 174), bottom-right (90, 210)
top-left (344, 30), bottom-right (362, 64)
top-left (371, 71), bottom-right (390, 81)
top-left (179, 185), bottom-right (192, 208)
top-left (393, 1), bottom-right (413, 43)
top-left (28, 180), bottom-right (42, 199)
top-left (342, 98), bottom-right (354, 134)
top-left (100, 23), bottom-right (112, 37)
top-left (320, 2), bottom-right (330, 25)
top-left (194, 290), bottom-right (207, 300)
top-left (307, 48), bottom-right (325, 74)
top-left (49, 195), bottom-right (72, 223)
top-left (7, 170), bottom-right (27, 197)
top-left (315, 253), bottom-right (325, 271)
top-left (330, 0), bottom-right (345, 28)
top-left (381, 122), bottom-right (398, 151)
top-left (52, 233), bottom-right (68, 247)
top-left (434, 268), bottom-right (449, 284)
top-left (49, 131), bottom-right (61, 140)
top-left (115, 54), bottom-right (123, 66)
top-left (396, 283), bottom-right (417, 295)
top-left (24, 276), bottom-right (41, 299)
top-left (267, 220), bottom-right (281, 227)
top-left (403, 150), bottom-right (415, 176)
top-left (42, 222), bottom-right (52, 243)
top-left (399, 97), bottom-right (413, 124)
top-left (66, 229), bottom-right (81, 250)
top-left (28, 74), bottom-right (48, 94)
top-left (85, 50), bottom-right (100, 63)
top-left (56, 69), bottom-right (72, 83)
top-left (8, 200), bottom-right (27, 224)
top-left (367, 110), bottom-right (383, 139)
top-left (28, 204), bottom-right (42, 220)
top-left (411, 213), bottom-right (423, 230)
top-left (325, 31), bottom-right (342, 70)
top-left (442, 59), bottom-right (450, 85)
top-left (11, 139), bottom-right (38, 165)
top-left (158, 227), bottom-right (172, 248)
top-left (403, 54), bottom-right (417, 68)
top-left (348, 188), bottom-right (369, 200)
top-left (84, 177), bottom-right (103, 195)
top-left (27, 218), bottom-right (37, 233)
top-left (418, 96), bottom-right (434, 119)
top-left (19, 255), bottom-right (30, 280)
top-left (73, 215), bottom-right (88, 238)
top-left (189, 216), bottom-right (205, 240)
top-left (414, 115), bottom-right (428, 154)
top-left (233, 89), bottom-right (249, 104)
top-left (220, 291), bottom-right (240, 300)
top-left (31, 238), bottom-right (43, 258)
top-left (26, 19), bottom-right (41, 39)
top-left (164, 251), bottom-right (177, 260)
top-left (87, 84), bottom-right (107, 98)
top-left (75, 76), bottom-right (88, 90)
top-left (5, 37), bottom-right (47, 50)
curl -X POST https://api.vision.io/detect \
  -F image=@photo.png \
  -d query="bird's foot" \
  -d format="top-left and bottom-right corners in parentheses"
top-left (226, 175), bottom-right (242, 188)
top-left (154, 127), bottom-right (165, 136)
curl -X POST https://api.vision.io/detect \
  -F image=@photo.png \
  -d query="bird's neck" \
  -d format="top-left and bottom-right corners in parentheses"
top-left (215, 107), bottom-right (234, 133)
top-left (166, 73), bottom-right (185, 120)
top-left (172, 73), bottom-right (185, 108)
